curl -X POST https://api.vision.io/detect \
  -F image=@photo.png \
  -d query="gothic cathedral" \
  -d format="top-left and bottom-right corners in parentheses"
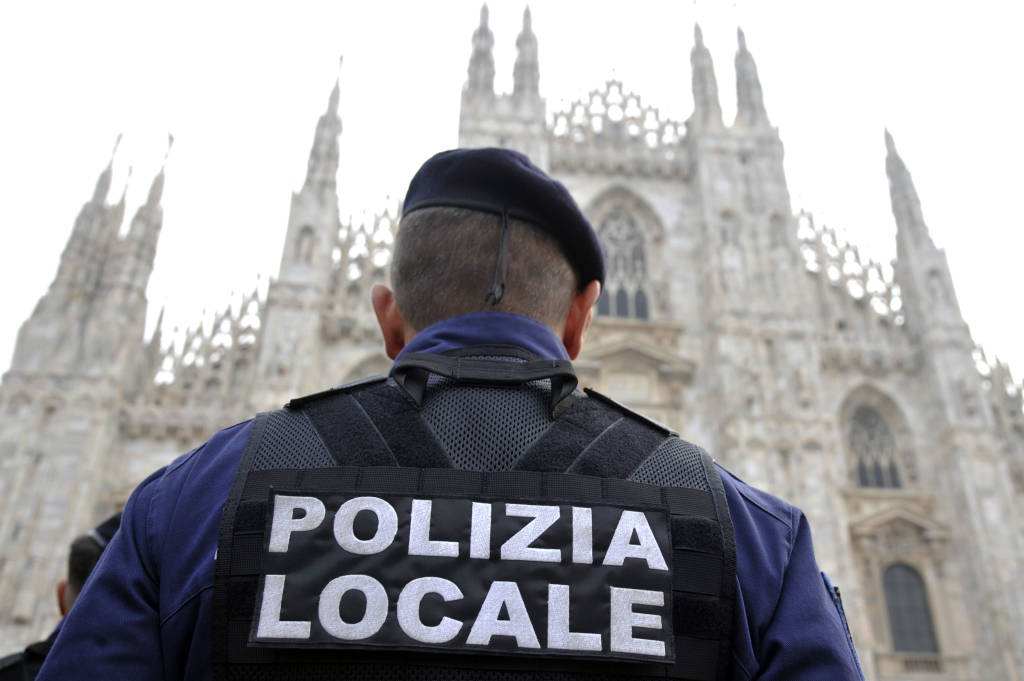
top-left (1, 7), bottom-right (1022, 680)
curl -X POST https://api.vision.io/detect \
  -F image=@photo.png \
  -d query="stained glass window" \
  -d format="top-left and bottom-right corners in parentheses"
top-left (850, 405), bottom-right (901, 488)
top-left (884, 564), bottom-right (939, 653)
top-left (596, 208), bottom-right (650, 319)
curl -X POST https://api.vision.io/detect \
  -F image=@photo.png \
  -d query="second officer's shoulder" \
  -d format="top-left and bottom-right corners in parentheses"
top-left (0, 651), bottom-right (24, 681)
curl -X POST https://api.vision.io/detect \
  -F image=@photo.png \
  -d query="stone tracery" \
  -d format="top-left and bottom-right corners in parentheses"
top-left (549, 81), bottom-right (686, 177)
top-left (586, 188), bottom-right (664, 321)
top-left (840, 386), bottom-right (917, 488)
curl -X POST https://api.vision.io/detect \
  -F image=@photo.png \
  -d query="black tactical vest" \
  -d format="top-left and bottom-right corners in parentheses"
top-left (213, 352), bottom-right (736, 681)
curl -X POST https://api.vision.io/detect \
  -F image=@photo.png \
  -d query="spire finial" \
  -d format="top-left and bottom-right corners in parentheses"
top-left (734, 26), bottom-right (768, 128)
top-left (301, 60), bottom-right (343, 191)
top-left (122, 165), bottom-right (133, 198)
top-left (885, 130), bottom-right (934, 251)
top-left (467, 3), bottom-right (495, 94)
top-left (110, 134), bottom-right (122, 162)
top-left (328, 56), bottom-right (342, 114)
top-left (514, 5), bottom-right (540, 97)
top-left (92, 133), bottom-right (122, 204)
top-left (689, 24), bottom-right (722, 129)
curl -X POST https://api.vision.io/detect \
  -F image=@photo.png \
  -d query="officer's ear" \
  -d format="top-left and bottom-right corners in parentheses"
top-left (371, 284), bottom-right (412, 360)
top-left (56, 579), bottom-right (70, 617)
top-left (563, 280), bottom-right (601, 360)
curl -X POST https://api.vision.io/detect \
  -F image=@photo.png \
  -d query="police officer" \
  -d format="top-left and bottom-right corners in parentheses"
top-left (38, 149), bottom-right (863, 681)
top-left (0, 513), bottom-right (120, 681)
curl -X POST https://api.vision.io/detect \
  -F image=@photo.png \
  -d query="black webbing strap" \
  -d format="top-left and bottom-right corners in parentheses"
top-left (348, 381), bottom-right (452, 469)
top-left (392, 352), bottom-right (578, 413)
top-left (513, 394), bottom-right (620, 472)
top-left (213, 411), bottom-right (271, 677)
top-left (700, 451), bottom-right (737, 679)
top-left (569, 416), bottom-right (672, 479)
top-left (302, 392), bottom-right (400, 467)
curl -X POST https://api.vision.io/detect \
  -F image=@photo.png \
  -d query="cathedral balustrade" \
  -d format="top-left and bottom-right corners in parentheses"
top-left (144, 288), bottom-right (264, 407)
top-left (874, 651), bottom-right (970, 679)
top-left (797, 211), bottom-right (905, 330)
top-left (327, 206), bottom-right (397, 313)
top-left (819, 343), bottom-right (921, 376)
top-left (972, 345), bottom-right (1024, 438)
top-left (119, 403), bottom-right (248, 443)
top-left (549, 81), bottom-right (688, 178)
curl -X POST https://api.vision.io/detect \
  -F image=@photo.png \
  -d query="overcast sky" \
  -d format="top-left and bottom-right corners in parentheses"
top-left (1, 1), bottom-right (1021, 384)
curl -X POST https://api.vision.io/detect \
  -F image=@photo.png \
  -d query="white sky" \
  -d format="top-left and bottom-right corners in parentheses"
top-left (1, 1), bottom-right (1021, 381)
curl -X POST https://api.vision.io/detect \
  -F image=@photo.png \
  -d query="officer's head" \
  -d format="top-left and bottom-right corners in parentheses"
top-left (57, 512), bottom-right (120, 616)
top-left (372, 148), bottom-right (603, 360)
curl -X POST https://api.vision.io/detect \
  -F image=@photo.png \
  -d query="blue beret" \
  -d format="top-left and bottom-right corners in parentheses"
top-left (402, 148), bottom-right (605, 287)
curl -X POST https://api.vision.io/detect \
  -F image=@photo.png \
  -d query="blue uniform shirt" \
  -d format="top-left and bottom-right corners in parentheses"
top-left (39, 311), bottom-right (863, 680)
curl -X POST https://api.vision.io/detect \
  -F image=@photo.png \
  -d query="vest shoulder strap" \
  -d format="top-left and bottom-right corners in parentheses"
top-left (582, 387), bottom-right (676, 436)
top-left (283, 374), bottom-right (388, 409)
top-left (297, 379), bottom-right (450, 469)
top-left (515, 389), bottom-right (673, 480)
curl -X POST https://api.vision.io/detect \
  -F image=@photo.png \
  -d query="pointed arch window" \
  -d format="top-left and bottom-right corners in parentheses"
top-left (884, 563), bottom-right (939, 653)
top-left (850, 405), bottom-right (901, 488)
top-left (596, 208), bottom-right (650, 319)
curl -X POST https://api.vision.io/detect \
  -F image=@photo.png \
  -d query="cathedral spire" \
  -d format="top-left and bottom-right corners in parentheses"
top-left (328, 59), bottom-right (341, 116)
top-left (303, 62), bottom-right (343, 191)
top-left (107, 165), bottom-right (130, 235)
top-left (92, 134), bottom-right (122, 204)
top-left (885, 129), bottom-right (935, 251)
top-left (734, 28), bottom-right (768, 128)
top-left (513, 7), bottom-right (539, 97)
top-left (135, 135), bottom-right (172, 228)
top-left (689, 24), bottom-right (723, 129)
top-left (145, 134), bottom-right (173, 210)
top-left (466, 4), bottom-right (495, 95)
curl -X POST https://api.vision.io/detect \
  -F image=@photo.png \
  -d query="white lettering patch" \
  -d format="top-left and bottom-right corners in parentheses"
top-left (250, 486), bottom-right (676, 664)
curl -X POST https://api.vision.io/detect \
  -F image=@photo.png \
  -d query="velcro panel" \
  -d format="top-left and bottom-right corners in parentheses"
top-left (672, 595), bottom-right (731, 642)
top-left (514, 399), bottom-right (620, 473)
top-left (671, 551), bottom-right (722, 595)
top-left (303, 393), bottom-right (398, 467)
top-left (354, 383), bottom-right (451, 469)
top-left (570, 417), bottom-right (669, 480)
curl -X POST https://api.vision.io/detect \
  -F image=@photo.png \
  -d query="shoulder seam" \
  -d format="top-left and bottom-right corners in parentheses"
top-left (723, 467), bottom-right (793, 528)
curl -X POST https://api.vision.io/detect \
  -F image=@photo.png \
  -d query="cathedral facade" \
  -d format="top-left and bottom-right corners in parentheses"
top-left (1, 8), bottom-right (1022, 680)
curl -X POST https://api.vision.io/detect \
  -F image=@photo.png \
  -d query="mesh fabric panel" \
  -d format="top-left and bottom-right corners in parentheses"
top-left (252, 409), bottom-right (334, 470)
top-left (421, 373), bottom-right (554, 472)
top-left (629, 438), bottom-right (709, 491)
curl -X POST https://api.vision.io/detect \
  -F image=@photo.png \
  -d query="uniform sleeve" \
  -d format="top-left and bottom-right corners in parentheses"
top-left (37, 467), bottom-right (167, 681)
top-left (754, 509), bottom-right (864, 680)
